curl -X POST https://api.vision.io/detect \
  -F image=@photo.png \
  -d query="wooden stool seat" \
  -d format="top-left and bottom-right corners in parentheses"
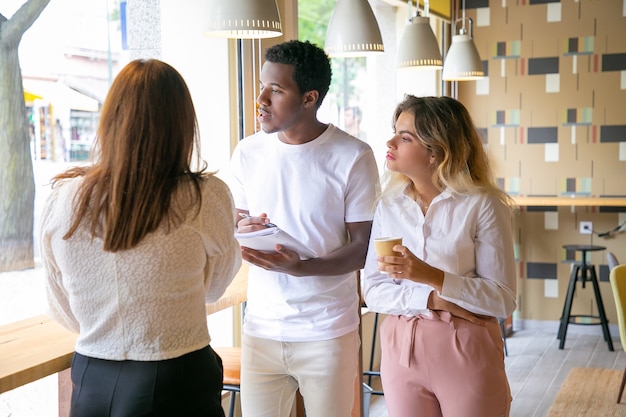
top-left (213, 347), bottom-right (241, 417)
top-left (214, 346), bottom-right (241, 385)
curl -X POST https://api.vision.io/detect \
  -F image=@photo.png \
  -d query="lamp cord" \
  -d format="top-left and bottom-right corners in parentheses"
top-left (598, 220), bottom-right (626, 238)
top-left (408, 0), bottom-right (430, 20)
top-left (461, 0), bottom-right (467, 33)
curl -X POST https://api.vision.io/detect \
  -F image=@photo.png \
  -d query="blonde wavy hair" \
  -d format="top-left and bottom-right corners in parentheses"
top-left (381, 95), bottom-right (515, 208)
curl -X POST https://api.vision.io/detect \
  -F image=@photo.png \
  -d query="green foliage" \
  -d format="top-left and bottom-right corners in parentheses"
top-left (297, 0), bottom-right (334, 48)
top-left (297, 0), bottom-right (366, 116)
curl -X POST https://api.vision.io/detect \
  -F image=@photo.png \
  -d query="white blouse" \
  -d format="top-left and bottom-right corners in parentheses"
top-left (40, 175), bottom-right (242, 361)
top-left (363, 190), bottom-right (517, 319)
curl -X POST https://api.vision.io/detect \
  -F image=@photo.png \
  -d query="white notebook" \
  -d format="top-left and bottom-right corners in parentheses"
top-left (234, 226), bottom-right (318, 260)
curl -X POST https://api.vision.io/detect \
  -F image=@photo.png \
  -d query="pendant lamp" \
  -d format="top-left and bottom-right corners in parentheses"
top-left (442, 0), bottom-right (484, 80)
top-left (324, 0), bottom-right (384, 57)
top-left (396, 0), bottom-right (442, 69)
top-left (205, 0), bottom-right (282, 39)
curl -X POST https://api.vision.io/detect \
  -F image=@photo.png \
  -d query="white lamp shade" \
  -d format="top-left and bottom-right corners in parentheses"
top-left (205, 0), bottom-right (282, 39)
top-left (397, 16), bottom-right (443, 69)
top-left (442, 34), bottom-right (485, 81)
top-left (324, 0), bottom-right (384, 57)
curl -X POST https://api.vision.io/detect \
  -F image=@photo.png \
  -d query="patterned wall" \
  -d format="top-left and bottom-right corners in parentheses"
top-left (457, 0), bottom-right (626, 322)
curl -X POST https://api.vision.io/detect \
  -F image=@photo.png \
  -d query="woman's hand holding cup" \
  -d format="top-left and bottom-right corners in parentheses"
top-left (374, 237), bottom-right (403, 274)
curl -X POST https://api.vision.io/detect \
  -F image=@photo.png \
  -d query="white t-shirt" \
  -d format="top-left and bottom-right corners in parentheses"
top-left (229, 124), bottom-right (379, 342)
top-left (40, 176), bottom-right (242, 361)
top-left (363, 189), bottom-right (517, 319)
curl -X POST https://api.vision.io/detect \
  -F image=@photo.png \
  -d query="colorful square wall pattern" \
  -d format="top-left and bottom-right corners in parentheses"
top-left (497, 177), bottom-right (520, 195)
top-left (477, 127), bottom-right (488, 144)
top-left (600, 125), bottom-right (626, 143)
top-left (527, 127), bottom-right (558, 144)
top-left (526, 206), bottom-right (558, 212)
top-left (563, 108), bottom-right (592, 126)
top-left (526, 262), bottom-right (557, 280)
top-left (564, 37), bottom-right (594, 55)
top-left (561, 177), bottom-right (592, 196)
top-left (602, 53), bottom-right (626, 71)
top-left (528, 57), bottom-right (559, 75)
top-left (465, 0), bottom-right (489, 9)
top-left (493, 40), bottom-right (521, 59)
top-left (528, 0), bottom-right (560, 5)
top-left (563, 247), bottom-right (591, 264)
top-left (493, 109), bottom-right (520, 127)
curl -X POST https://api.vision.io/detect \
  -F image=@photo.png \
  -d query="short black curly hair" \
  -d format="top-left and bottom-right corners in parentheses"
top-left (265, 40), bottom-right (332, 109)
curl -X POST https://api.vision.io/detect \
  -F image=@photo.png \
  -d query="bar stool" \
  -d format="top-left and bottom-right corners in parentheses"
top-left (213, 347), bottom-right (241, 417)
top-left (557, 244), bottom-right (613, 351)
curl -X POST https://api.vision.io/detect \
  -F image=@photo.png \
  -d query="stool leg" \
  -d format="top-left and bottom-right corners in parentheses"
top-left (588, 265), bottom-right (614, 351)
top-left (557, 265), bottom-right (577, 340)
top-left (363, 312), bottom-right (383, 396)
top-left (367, 312), bottom-right (379, 387)
top-left (228, 392), bottom-right (236, 417)
top-left (499, 318), bottom-right (508, 356)
top-left (558, 265), bottom-right (579, 349)
top-left (223, 385), bottom-right (240, 417)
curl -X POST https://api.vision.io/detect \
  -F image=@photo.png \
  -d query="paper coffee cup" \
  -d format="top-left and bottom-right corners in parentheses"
top-left (374, 237), bottom-right (402, 273)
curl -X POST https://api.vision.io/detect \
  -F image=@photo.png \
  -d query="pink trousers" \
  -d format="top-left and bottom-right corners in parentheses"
top-left (380, 312), bottom-right (511, 417)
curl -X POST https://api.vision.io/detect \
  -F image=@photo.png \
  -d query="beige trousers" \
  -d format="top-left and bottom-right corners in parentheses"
top-left (240, 330), bottom-right (360, 417)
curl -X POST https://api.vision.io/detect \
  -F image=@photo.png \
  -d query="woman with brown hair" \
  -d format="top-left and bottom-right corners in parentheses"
top-left (40, 59), bottom-right (241, 417)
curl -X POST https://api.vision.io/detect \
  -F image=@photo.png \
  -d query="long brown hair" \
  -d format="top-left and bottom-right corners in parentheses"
top-left (53, 59), bottom-right (209, 251)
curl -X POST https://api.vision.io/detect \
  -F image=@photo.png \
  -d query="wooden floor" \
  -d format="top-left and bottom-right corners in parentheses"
top-left (363, 320), bottom-right (626, 417)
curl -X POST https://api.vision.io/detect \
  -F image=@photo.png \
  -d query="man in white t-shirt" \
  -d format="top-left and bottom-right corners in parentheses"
top-left (229, 40), bottom-right (379, 417)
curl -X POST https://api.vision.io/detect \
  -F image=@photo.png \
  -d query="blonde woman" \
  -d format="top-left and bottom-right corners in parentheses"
top-left (364, 95), bottom-right (517, 417)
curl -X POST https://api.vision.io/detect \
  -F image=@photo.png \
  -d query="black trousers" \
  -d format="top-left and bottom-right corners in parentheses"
top-left (69, 345), bottom-right (225, 417)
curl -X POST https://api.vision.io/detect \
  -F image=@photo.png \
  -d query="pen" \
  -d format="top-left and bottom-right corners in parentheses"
top-left (238, 213), bottom-right (277, 228)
